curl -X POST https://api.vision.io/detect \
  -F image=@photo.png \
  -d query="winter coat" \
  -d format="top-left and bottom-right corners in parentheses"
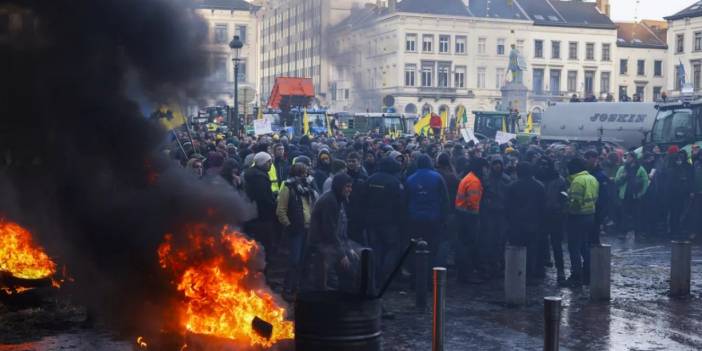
top-left (406, 166), bottom-right (450, 222)
top-left (276, 178), bottom-right (317, 234)
top-left (589, 167), bottom-right (610, 219)
top-left (568, 171), bottom-right (599, 215)
top-left (694, 160), bottom-right (702, 194)
top-left (614, 165), bottom-right (650, 200)
top-left (309, 176), bottom-right (352, 260)
top-left (437, 167), bottom-right (459, 209)
top-left (482, 172), bottom-right (512, 212)
top-left (362, 157), bottom-right (406, 228)
top-left (661, 162), bottom-right (694, 201)
top-left (313, 150), bottom-right (332, 192)
top-left (505, 177), bottom-right (545, 235)
top-left (542, 176), bottom-right (568, 215)
top-left (244, 166), bottom-right (277, 222)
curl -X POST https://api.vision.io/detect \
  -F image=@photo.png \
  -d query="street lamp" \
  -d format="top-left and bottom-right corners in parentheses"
top-left (229, 35), bottom-right (243, 134)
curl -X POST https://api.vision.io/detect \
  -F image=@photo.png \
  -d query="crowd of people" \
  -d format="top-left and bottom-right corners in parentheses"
top-left (166, 125), bottom-right (702, 309)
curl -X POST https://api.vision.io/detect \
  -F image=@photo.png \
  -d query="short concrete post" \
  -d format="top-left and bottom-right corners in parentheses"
top-left (432, 267), bottom-right (447, 351)
top-left (670, 241), bottom-right (692, 297)
top-left (415, 240), bottom-right (429, 309)
top-left (505, 245), bottom-right (526, 306)
top-left (359, 248), bottom-right (375, 298)
top-left (543, 297), bottom-right (562, 351)
top-left (590, 245), bottom-right (611, 301)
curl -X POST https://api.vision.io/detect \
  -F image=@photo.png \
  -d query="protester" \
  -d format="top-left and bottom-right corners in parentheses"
top-left (565, 157), bottom-right (599, 287)
top-left (244, 152), bottom-right (277, 266)
top-left (536, 157), bottom-right (568, 284)
top-left (455, 158), bottom-right (488, 283)
top-left (322, 159), bottom-right (348, 194)
top-left (660, 150), bottom-right (694, 239)
top-left (614, 152), bottom-right (650, 237)
top-left (313, 148), bottom-right (332, 191)
top-left (309, 173), bottom-right (358, 291)
top-left (276, 162), bottom-right (318, 298)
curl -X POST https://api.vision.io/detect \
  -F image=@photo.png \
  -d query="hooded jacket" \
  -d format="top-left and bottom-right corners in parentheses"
top-left (362, 157), bottom-right (406, 228)
top-left (309, 174), bottom-right (353, 259)
top-left (244, 165), bottom-right (276, 222)
top-left (406, 155), bottom-right (450, 222)
top-left (313, 149), bottom-right (332, 191)
top-left (568, 171), bottom-right (599, 215)
top-left (614, 164), bottom-right (650, 200)
top-left (482, 157), bottom-right (512, 212)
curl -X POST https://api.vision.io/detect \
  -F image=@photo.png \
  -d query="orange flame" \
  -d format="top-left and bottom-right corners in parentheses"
top-left (158, 224), bottom-right (294, 348)
top-left (0, 219), bottom-right (56, 279)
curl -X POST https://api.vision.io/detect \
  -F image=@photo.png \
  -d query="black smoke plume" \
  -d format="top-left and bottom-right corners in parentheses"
top-left (0, 0), bottom-right (253, 334)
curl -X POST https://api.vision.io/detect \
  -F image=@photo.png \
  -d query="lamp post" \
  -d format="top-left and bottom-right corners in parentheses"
top-left (229, 35), bottom-right (243, 135)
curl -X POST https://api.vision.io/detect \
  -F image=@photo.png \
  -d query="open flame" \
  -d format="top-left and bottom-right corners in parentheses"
top-left (0, 218), bottom-right (56, 280)
top-left (158, 224), bottom-right (294, 348)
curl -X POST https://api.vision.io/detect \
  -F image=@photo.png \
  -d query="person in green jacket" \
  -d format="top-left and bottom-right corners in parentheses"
top-left (614, 152), bottom-right (650, 236)
top-left (565, 157), bottom-right (599, 288)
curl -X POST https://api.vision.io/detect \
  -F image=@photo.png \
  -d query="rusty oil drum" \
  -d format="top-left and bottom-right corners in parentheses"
top-left (294, 291), bottom-right (382, 351)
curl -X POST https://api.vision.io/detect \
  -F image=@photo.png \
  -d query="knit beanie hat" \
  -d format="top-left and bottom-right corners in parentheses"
top-left (254, 152), bottom-right (272, 167)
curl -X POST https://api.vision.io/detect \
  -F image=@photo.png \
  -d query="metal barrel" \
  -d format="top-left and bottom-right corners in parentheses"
top-left (543, 296), bottom-right (562, 351)
top-left (295, 291), bottom-right (382, 351)
top-left (416, 240), bottom-right (429, 308)
top-left (433, 267), bottom-right (447, 351)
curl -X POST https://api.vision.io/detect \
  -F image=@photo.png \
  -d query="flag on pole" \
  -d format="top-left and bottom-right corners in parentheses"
top-left (413, 112), bottom-right (432, 136)
top-left (303, 108), bottom-right (310, 136)
top-left (502, 115), bottom-right (507, 132)
top-left (257, 105), bottom-right (263, 120)
top-left (525, 112), bottom-right (534, 133)
top-left (325, 113), bottom-right (333, 136)
top-left (151, 103), bottom-right (186, 131)
top-left (440, 109), bottom-right (448, 139)
top-left (456, 105), bottom-right (467, 130)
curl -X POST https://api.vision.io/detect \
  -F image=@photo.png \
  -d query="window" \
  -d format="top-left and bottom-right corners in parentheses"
top-left (568, 42), bottom-right (578, 60)
top-left (478, 38), bottom-right (486, 54)
top-left (237, 60), bottom-right (247, 82)
top-left (636, 86), bottom-right (645, 100)
top-left (602, 43), bottom-right (610, 61)
top-left (236, 25), bottom-right (247, 43)
top-left (455, 66), bottom-right (466, 88)
top-left (455, 36), bottom-right (466, 54)
top-left (214, 56), bottom-right (227, 81)
top-left (695, 63), bottom-right (701, 91)
top-left (619, 86), bottom-right (628, 101)
top-left (404, 64), bottom-right (416, 86)
top-left (406, 34), bottom-right (417, 52)
top-left (600, 71), bottom-right (610, 94)
top-left (585, 70), bottom-right (595, 95)
top-left (551, 41), bottom-right (561, 59)
top-left (422, 35), bottom-right (434, 52)
top-left (586, 43), bottom-right (595, 60)
top-left (516, 39), bottom-right (525, 54)
top-left (653, 86), bottom-right (662, 101)
top-left (533, 68), bottom-right (544, 94)
top-left (439, 35), bottom-right (450, 53)
top-left (654, 60), bottom-right (662, 77)
top-left (214, 24), bottom-right (228, 44)
top-left (496, 68), bottom-right (505, 89)
top-left (497, 38), bottom-right (506, 55)
top-left (637, 60), bottom-right (645, 76)
top-left (421, 61), bottom-right (434, 87)
top-left (696, 32), bottom-right (702, 51)
top-left (438, 63), bottom-right (450, 87)
top-left (534, 40), bottom-right (543, 58)
top-left (477, 67), bottom-right (486, 88)
top-left (567, 71), bottom-right (578, 92)
top-left (550, 69), bottom-right (561, 95)
top-left (677, 34), bottom-right (685, 53)
top-left (620, 59), bottom-right (628, 75)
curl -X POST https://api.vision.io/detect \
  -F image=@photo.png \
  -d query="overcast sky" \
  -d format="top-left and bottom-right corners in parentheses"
top-left (609, 0), bottom-right (696, 21)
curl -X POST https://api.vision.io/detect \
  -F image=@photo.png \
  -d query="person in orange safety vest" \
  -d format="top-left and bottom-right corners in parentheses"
top-left (455, 158), bottom-right (489, 283)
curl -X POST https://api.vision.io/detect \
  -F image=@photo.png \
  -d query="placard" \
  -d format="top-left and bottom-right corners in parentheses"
top-left (495, 131), bottom-right (517, 145)
top-left (253, 118), bottom-right (273, 136)
top-left (460, 128), bottom-right (479, 144)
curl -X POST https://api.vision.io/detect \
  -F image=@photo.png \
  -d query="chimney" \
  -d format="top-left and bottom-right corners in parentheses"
top-left (389, 0), bottom-right (396, 12)
top-left (596, 0), bottom-right (610, 17)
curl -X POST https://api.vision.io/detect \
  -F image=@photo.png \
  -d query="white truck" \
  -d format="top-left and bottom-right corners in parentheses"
top-left (539, 102), bottom-right (658, 149)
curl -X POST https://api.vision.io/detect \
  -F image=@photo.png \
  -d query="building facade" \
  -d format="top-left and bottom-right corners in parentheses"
top-left (328, 0), bottom-right (619, 120)
top-left (257, 0), bottom-right (366, 107)
top-left (615, 20), bottom-right (668, 102)
top-left (194, 0), bottom-right (260, 114)
top-left (665, 1), bottom-right (702, 93)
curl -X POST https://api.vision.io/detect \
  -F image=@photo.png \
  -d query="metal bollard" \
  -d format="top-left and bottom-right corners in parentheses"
top-left (543, 297), bottom-right (562, 351)
top-left (589, 245), bottom-right (611, 301)
top-left (432, 267), bottom-right (447, 351)
top-left (415, 240), bottom-right (429, 308)
top-left (670, 241), bottom-right (692, 297)
top-left (505, 245), bottom-right (527, 306)
top-left (359, 248), bottom-right (375, 298)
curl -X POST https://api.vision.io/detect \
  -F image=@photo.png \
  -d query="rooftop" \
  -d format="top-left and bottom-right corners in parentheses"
top-left (616, 21), bottom-right (668, 49)
top-left (665, 1), bottom-right (702, 21)
top-left (191, 0), bottom-right (258, 11)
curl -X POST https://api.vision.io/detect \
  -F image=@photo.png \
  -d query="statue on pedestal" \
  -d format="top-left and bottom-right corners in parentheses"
top-left (506, 44), bottom-right (527, 84)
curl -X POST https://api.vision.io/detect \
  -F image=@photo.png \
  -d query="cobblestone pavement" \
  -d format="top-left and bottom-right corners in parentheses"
top-left (1, 234), bottom-right (700, 350)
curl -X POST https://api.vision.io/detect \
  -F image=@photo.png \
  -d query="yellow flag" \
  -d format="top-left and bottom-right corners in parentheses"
top-left (525, 112), bottom-right (534, 133)
top-left (303, 108), bottom-right (310, 136)
top-left (257, 106), bottom-right (263, 120)
top-left (440, 109), bottom-right (448, 138)
top-left (152, 103), bottom-right (186, 131)
top-left (413, 112), bottom-right (432, 136)
top-left (325, 113), bottom-right (333, 136)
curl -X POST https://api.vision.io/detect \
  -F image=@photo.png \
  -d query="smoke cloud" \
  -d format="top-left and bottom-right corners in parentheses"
top-left (0, 0), bottom-right (253, 333)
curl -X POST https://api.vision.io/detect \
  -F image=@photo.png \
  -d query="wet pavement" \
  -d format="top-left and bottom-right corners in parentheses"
top-left (1, 234), bottom-right (700, 350)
